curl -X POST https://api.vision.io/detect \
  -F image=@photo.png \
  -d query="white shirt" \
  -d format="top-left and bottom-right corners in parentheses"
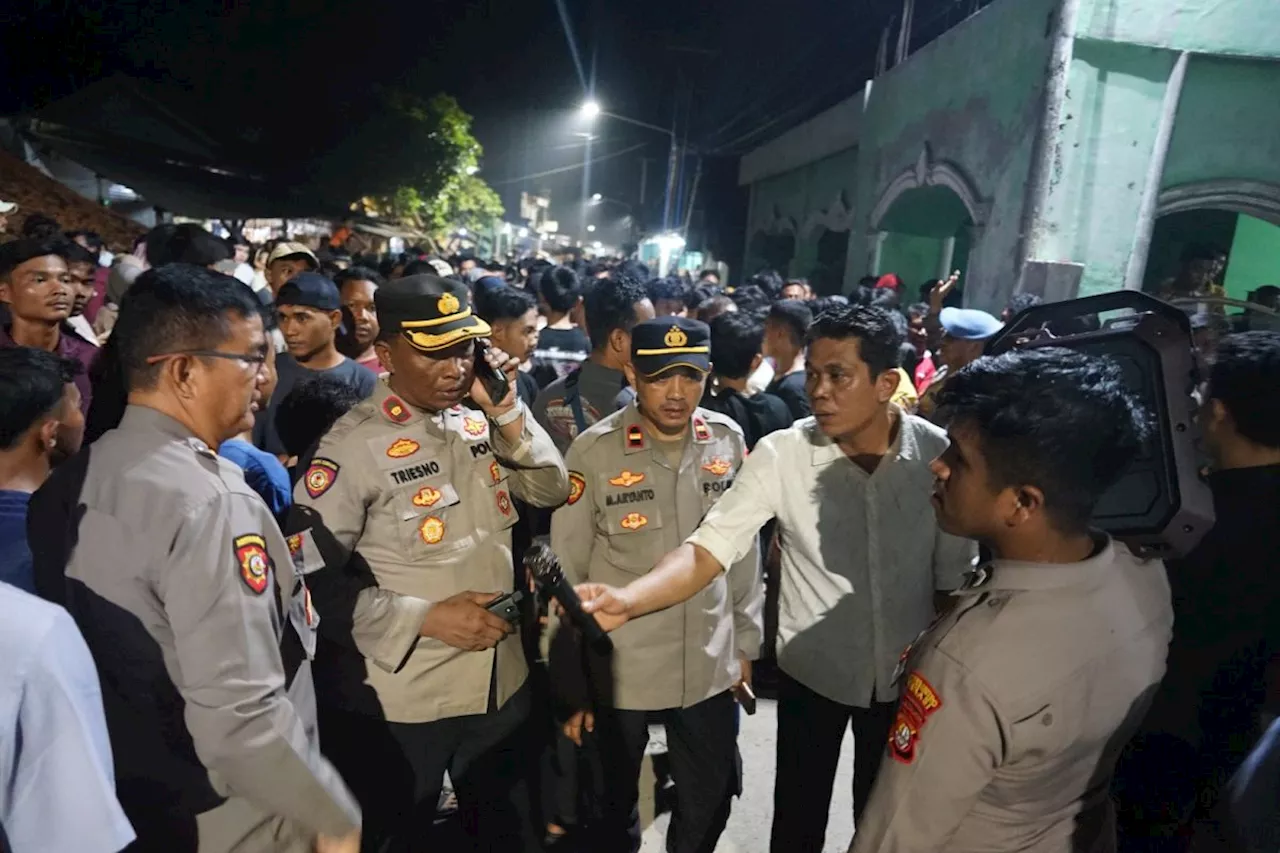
top-left (687, 410), bottom-right (977, 706)
top-left (0, 584), bottom-right (134, 852)
top-left (746, 358), bottom-right (775, 395)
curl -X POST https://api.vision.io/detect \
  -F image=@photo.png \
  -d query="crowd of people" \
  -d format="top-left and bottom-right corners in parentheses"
top-left (0, 203), bottom-right (1279, 853)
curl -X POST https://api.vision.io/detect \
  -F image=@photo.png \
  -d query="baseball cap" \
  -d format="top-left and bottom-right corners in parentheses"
top-left (630, 316), bottom-right (711, 378)
top-left (0, 199), bottom-right (17, 215)
top-left (376, 274), bottom-right (491, 354)
top-left (939, 307), bottom-right (1003, 341)
top-left (276, 272), bottom-right (341, 311)
top-left (427, 258), bottom-right (454, 278)
top-left (266, 241), bottom-right (319, 269)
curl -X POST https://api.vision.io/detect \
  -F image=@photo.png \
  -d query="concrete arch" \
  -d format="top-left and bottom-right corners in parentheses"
top-left (869, 143), bottom-right (991, 231)
top-left (1157, 179), bottom-right (1280, 225)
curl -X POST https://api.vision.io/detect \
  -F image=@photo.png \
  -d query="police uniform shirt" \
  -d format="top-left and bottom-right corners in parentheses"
top-left (291, 379), bottom-right (570, 724)
top-left (850, 538), bottom-right (1173, 853)
top-left (50, 405), bottom-right (359, 848)
top-left (551, 402), bottom-right (764, 711)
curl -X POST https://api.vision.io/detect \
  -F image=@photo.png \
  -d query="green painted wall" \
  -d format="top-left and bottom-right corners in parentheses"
top-left (1078, 0), bottom-right (1280, 59)
top-left (1225, 215), bottom-right (1280, 298)
top-left (880, 233), bottom-right (943, 290)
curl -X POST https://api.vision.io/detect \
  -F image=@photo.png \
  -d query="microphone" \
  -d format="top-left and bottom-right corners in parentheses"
top-left (524, 542), bottom-right (613, 654)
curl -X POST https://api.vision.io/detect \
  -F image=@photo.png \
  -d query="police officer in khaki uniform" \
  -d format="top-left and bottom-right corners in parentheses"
top-left (551, 316), bottom-right (764, 853)
top-left (288, 274), bottom-right (569, 851)
top-left (28, 264), bottom-right (360, 852)
top-left (848, 348), bottom-right (1173, 853)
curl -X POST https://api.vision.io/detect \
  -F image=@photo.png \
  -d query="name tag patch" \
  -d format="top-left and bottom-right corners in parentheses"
top-left (890, 671), bottom-right (943, 764)
top-left (388, 460), bottom-right (442, 486)
top-left (606, 489), bottom-right (655, 507)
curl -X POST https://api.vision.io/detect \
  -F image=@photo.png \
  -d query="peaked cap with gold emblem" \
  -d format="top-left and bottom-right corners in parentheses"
top-left (630, 315), bottom-right (711, 377)
top-left (375, 273), bottom-right (491, 353)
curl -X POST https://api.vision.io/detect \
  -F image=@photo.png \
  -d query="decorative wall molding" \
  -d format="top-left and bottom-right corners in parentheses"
top-left (753, 202), bottom-right (798, 236)
top-left (799, 189), bottom-right (856, 239)
top-left (1157, 180), bottom-right (1280, 225)
top-left (869, 143), bottom-right (991, 230)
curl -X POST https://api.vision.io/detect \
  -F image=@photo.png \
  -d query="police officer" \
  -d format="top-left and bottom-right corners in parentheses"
top-left (288, 274), bottom-right (569, 851)
top-left (28, 264), bottom-right (360, 852)
top-left (550, 316), bottom-right (764, 853)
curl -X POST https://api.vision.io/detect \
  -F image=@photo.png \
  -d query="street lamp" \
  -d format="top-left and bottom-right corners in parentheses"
top-left (587, 224), bottom-right (596, 233)
top-left (581, 100), bottom-right (602, 120)
top-left (576, 98), bottom-right (679, 231)
top-left (591, 192), bottom-right (602, 202)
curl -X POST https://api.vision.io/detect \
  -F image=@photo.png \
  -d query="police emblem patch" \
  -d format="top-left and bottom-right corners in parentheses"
top-left (664, 326), bottom-right (688, 347)
top-left (304, 458), bottom-right (340, 499)
top-left (608, 470), bottom-right (646, 488)
top-left (567, 472), bottom-right (586, 505)
top-left (701, 457), bottom-right (731, 476)
top-left (419, 516), bottom-right (446, 544)
top-left (619, 512), bottom-right (648, 531)
top-left (412, 486), bottom-right (443, 508)
top-left (382, 395), bottom-right (412, 424)
top-left (496, 489), bottom-right (512, 516)
top-left (437, 291), bottom-right (461, 316)
top-left (462, 416), bottom-right (488, 438)
top-left (234, 533), bottom-right (270, 595)
top-left (386, 438), bottom-right (420, 458)
top-left (490, 460), bottom-right (502, 484)
top-left (889, 671), bottom-right (944, 764)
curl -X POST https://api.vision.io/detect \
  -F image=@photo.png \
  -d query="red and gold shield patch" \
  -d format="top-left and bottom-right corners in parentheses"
top-left (701, 457), bottom-right (731, 477)
top-left (463, 416), bottom-right (488, 438)
top-left (489, 460), bottom-right (502, 484)
top-left (619, 512), bottom-right (648, 531)
top-left (386, 438), bottom-right (420, 458)
top-left (234, 533), bottom-right (270, 595)
top-left (303, 458), bottom-right (340, 499)
top-left (693, 417), bottom-right (711, 441)
top-left (382, 394), bottom-right (412, 424)
top-left (567, 472), bottom-right (586, 505)
top-left (496, 489), bottom-right (512, 516)
top-left (890, 671), bottom-right (944, 764)
top-left (419, 516), bottom-right (446, 545)
top-left (608, 469), bottom-right (646, 488)
top-left (411, 486), bottom-right (443, 508)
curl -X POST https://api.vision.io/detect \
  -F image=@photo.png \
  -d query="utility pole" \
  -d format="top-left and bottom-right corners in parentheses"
top-left (682, 155), bottom-right (703, 236)
top-left (639, 158), bottom-right (651, 206)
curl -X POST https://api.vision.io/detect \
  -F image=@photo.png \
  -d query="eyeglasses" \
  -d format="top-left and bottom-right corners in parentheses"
top-left (146, 349), bottom-right (269, 371)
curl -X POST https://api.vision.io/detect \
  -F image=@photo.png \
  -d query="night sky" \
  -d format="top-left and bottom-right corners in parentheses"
top-left (0, 0), bottom-right (975, 264)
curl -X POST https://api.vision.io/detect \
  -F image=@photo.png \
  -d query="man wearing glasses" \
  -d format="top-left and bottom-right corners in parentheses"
top-left (575, 304), bottom-right (976, 853)
top-left (27, 264), bottom-right (361, 853)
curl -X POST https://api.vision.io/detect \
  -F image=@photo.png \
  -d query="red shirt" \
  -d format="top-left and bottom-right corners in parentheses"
top-left (914, 351), bottom-right (937, 394)
top-left (0, 323), bottom-right (97, 415)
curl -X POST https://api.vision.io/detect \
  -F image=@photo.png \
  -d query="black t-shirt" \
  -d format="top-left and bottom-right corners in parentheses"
top-left (768, 370), bottom-right (811, 421)
top-left (531, 327), bottom-right (590, 389)
top-left (699, 388), bottom-right (794, 450)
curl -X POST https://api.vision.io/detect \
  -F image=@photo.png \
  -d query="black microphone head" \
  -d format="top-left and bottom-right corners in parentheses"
top-left (523, 541), bottom-right (561, 583)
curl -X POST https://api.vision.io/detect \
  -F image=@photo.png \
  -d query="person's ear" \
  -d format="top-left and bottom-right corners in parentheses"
top-left (37, 417), bottom-right (59, 455)
top-left (623, 361), bottom-right (637, 389)
top-left (1007, 485), bottom-right (1045, 527)
top-left (167, 354), bottom-right (200, 399)
top-left (749, 352), bottom-right (764, 374)
top-left (609, 328), bottom-right (629, 357)
top-left (874, 368), bottom-right (900, 403)
top-left (330, 309), bottom-right (343, 332)
top-left (1205, 398), bottom-right (1230, 434)
top-left (374, 339), bottom-right (394, 375)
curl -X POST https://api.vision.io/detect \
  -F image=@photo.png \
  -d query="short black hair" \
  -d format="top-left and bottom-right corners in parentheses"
top-left (810, 295), bottom-right (849, 317)
top-left (698, 269), bottom-right (720, 282)
top-left (0, 347), bottom-right (80, 450)
top-left (538, 266), bottom-right (583, 313)
top-left (1005, 292), bottom-right (1043, 317)
top-left (1209, 331), bottom-right (1280, 449)
top-left (20, 213), bottom-right (62, 241)
top-left (0, 238), bottom-right (70, 278)
top-left (749, 269), bottom-right (784, 300)
top-left (646, 276), bottom-right (689, 308)
top-left (66, 230), bottom-right (103, 251)
top-left (333, 266), bottom-right (386, 290)
top-left (906, 302), bottom-right (930, 323)
top-left (807, 304), bottom-right (903, 377)
top-left (61, 240), bottom-right (98, 268)
top-left (113, 264), bottom-right (265, 390)
top-left (709, 312), bottom-right (765, 380)
top-left (475, 284), bottom-right (537, 324)
top-left (729, 284), bottom-right (770, 316)
top-left (583, 276), bottom-right (650, 351)
top-left (937, 347), bottom-right (1151, 532)
top-left (275, 375), bottom-right (364, 460)
top-left (401, 259), bottom-right (439, 277)
top-left (767, 299), bottom-right (813, 348)
top-left (145, 223), bottom-right (231, 268)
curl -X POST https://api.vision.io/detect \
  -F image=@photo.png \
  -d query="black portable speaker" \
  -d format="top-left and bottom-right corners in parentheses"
top-left (985, 290), bottom-right (1214, 559)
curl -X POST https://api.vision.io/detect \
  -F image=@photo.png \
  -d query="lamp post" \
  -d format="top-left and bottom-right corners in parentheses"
top-left (581, 100), bottom-right (679, 231)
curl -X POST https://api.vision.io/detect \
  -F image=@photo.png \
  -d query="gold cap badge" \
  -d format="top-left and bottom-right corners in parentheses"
top-left (437, 292), bottom-right (461, 316)
top-left (664, 325), bottom-right (688, 347)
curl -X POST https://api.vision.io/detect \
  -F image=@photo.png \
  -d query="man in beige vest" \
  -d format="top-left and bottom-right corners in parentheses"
top-left (551, 316), bottom-right (763, 853)
top-left (289, 274), bottom-right (569, 851)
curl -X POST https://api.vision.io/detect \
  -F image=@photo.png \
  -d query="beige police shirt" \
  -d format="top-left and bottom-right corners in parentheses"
top-left (850, 537), bottom-right (1173, 853)
top-left (551, 403), bottom-right (764, 711)
top-left (62, 405), bottom-right (359, 848)
top-left (291, 380), bottom-right (569, 724)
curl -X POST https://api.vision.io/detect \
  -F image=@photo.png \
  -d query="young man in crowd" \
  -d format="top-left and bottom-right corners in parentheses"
top-left (764, 298), bottom-right (814, 421)
top-left (781, 279), bottom-right (813, 301)
top-left (476, 284), bottom-right (541, 406)
top-left (575, 305), bottom-right (976, 852)
top-left (1115, 330), bottom-right (1280, 851)
top-left (0, 348), bottom-right (84, 592)
top-left (254, 272), bottom-right (376, 458)
top-left (531, 266), bottom-right (590, 388)
top-left (917, 305), bottom-right (1002, 421)
top-left (700, 311), bottom-right (792, 451)
top-left (287, 274), bottom-right (568, 850)
top-left (533, 276), bottom-right (655, 454)
top-left (62, 240), bottom-right (102, 347)
top-left (265, 241), bottom-right (320, 299)
top-left (273, 374), bottom-right (365, 482)
top-left (334, 266), bottom-right (385, 375)
top-left (646, 276), bottom-right (691, 318)
top-left (848, 347), bottom-right (1168, 852)
top-left (0, 239), bottom-right (96, 415)
top-left (27, 263), bottom-right (361, 851)
top-left (551, 316), bottom-right (762, 853)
